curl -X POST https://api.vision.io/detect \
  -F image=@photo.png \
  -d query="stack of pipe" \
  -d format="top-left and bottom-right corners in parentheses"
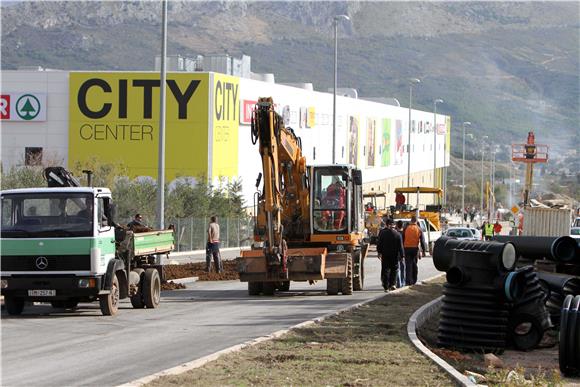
top-left (537, 272), bottom-right (580, 327)
top-left (433, 237), bottom-right (522, 353)
top-left (493, 235), bottom-right (577, 263)
top-left (508, 266), bottom-right (553, 350)
top-left (560, 295), bottom-right (580, 376)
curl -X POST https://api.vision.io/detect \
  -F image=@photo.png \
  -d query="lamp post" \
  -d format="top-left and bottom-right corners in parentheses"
top-left (433, 98), bottom-right (444, 188)
top-left (480, 135), bottom-right (488, 222)
top-left (407, 78), bottom-right (421, 204)
top-left (461, 121), bottom-right (471, 226)
top-left (332, 14), bottom-right (350, 164)
top-left (156, 0), bottom-right (168, 230)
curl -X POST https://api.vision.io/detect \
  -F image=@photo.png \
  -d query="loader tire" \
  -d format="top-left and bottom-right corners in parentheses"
top-left (262, 282), bottom-right (276, 296)
top-left (341, 255), bottom-right (353, 295)
top-left (99, 273), bottom-right (119, 316)
top-left (143, 268), bottom-right (161, 309)
top-left (248, 281), bottom-right (263, 296)
top-left (352, 251), bottom-right (364, 291)
top-left (5, 296), bottom-right (24, 316)
top-left (327, 279), bottom-right (340, 295)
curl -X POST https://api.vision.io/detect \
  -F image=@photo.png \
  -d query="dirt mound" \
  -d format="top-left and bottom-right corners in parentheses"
top-left (164, 260), bottom-right (240, 281)
top-left (161, 281), bottom-right (187, 290)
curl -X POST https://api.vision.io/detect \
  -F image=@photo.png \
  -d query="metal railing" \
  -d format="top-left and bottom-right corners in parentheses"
top-left (167, 217), bottom-right (254, 252)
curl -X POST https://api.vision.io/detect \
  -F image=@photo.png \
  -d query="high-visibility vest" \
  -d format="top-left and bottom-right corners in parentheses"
top-left (485, 223), bottom-right (494, 236)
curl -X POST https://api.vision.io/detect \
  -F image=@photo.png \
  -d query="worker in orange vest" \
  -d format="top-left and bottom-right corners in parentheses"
top-left (402, 216), bottom-right (426, 286)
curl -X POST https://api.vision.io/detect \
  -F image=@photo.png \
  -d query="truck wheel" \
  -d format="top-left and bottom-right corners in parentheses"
top-left (143, 268), bottom-right (161, 309)
top-left (5, 296), bottom-right (24, 316)
top-left (327, 279), bottom-right (340, 295)
top-left (130, 269), bottom-right (145, 309)
top-left (248, 281), bottom-right (263, 295)
top-left (341, 255), bottom-right (353, 295)
top-left (262, 282), bottom-right (276, 296)
top-left (353, 251), bottom-right (364, 291)
top-left (278, 281), bottom-right (290, 292)
top-left (99, 273), bottom-right (119, 316)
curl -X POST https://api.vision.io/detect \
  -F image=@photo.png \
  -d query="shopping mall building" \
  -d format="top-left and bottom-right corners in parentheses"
top-left (1, 62), bottom-right (451, 207)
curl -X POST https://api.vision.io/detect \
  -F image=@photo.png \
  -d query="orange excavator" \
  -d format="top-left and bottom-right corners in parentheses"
top-left (237, 97), bottom-right (369, 296)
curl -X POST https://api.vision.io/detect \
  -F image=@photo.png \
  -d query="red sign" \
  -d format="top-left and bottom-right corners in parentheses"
top-left (240, 100), bottom-right (257, 124)
top-left (0, 95), bottom-right (10, 120)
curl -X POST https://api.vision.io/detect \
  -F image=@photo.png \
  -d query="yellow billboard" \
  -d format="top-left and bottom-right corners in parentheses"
top-left (69, 72), bottom-right (209, 179)
top-left (211, 73), bottom-right (239, 178)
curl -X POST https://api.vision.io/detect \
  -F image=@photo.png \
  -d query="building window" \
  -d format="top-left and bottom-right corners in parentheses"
top-left (25, 147), bottom-right (43, 166)
top-left (313, 147), bottom-right (316, 160)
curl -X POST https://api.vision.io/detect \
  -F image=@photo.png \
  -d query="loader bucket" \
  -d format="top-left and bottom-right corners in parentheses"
top-left (238, 247), bottom-right (327, 281)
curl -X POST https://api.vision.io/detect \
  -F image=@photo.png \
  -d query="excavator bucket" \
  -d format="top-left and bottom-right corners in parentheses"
top-left (238, 247), bottom-right (328, 281)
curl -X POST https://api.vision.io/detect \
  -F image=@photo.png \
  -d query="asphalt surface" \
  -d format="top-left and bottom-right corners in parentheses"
top-left (1, 247), bottom-right (440, 387)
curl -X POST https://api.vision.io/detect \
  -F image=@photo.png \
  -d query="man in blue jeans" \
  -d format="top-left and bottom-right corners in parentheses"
top-left (206, 216), bottom-right (223, 273)
top-left (395, 220), bottom-right (406, 287)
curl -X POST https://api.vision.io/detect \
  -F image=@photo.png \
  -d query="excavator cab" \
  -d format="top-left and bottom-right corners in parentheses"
top-left (310, 165), bottom-right (364, 237)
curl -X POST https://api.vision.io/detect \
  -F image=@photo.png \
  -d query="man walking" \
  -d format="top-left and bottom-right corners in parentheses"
top-left (206, 216), bottom-right (223, 273)
top-left (402, 216), bottom-right (426, 286)
top-left (395, 220), bottom-right (406, 288)
top-left (377, 218), bottom-right (405, 291)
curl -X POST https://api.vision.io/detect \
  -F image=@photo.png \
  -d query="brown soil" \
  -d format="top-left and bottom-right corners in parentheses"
top-left (161, 281), bottom-right (187, 291)
top-left (163, 260), bottom-right (239, 282)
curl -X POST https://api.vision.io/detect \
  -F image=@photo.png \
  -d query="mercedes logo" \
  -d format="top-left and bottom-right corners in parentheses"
top-left (35, 256), bottom-right (48, 270)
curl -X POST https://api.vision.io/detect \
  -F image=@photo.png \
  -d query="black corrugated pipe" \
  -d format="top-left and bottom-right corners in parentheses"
top-left (559, 295), bottom-right (580, 376)
top-left (433, 237), bottom-right (517, 273)
top-left (536, 272), bottom-right (580, 295)
top-left (493, 236), bottom-right (577, 262)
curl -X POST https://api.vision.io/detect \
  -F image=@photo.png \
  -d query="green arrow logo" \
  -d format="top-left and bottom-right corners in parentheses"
top-left (16, 94), bottom-right (41, 120)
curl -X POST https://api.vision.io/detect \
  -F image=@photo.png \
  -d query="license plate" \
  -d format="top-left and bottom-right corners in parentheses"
top-left (28, 289), bottom-right (56, 297)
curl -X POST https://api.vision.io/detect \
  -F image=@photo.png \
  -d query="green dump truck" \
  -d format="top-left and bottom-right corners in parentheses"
top-left (0, 167), bottom-right (174, 316)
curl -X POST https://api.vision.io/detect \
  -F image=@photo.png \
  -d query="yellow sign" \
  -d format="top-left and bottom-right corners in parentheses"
top-left (307, 107), bottom-right (316, 128)
top-left (211, 73), bottom-right (239, 178)
top-left (511, 205), bottom-right (520, 214)
top-left (69, 72), bottom-right (209, 179)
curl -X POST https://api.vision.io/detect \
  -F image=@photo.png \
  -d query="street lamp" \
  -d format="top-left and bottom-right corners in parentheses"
top-left (461, 121), bottom-right (471, 226)
top-left (433, 98), bottom-right (444, 188)
top-left (332, 14), bottom-right (350, 164)
top-left (156, 0), bottom-right (168, 230)
top-left (480, 135), bottom-right (488, 223)
top-left (407, 78), bottom-right (421, 199)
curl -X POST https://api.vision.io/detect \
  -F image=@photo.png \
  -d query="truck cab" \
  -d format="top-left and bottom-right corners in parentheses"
top-left (1, 185), bottom-right (172, 316)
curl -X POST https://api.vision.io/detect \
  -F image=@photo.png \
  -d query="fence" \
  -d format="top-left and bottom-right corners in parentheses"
top-left (167, 217), bottom-right (254, 252)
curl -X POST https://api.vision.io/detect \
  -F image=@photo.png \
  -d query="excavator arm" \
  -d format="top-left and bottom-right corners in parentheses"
top-left (251, 97), bottom-right (310, 267)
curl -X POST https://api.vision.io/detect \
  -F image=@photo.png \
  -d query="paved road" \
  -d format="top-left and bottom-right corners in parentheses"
top-left (1, 248), bottom-right (440, 387)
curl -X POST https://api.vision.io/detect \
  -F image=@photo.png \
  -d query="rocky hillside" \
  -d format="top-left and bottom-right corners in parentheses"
top-left (2, 1), bottom-right (579, 155)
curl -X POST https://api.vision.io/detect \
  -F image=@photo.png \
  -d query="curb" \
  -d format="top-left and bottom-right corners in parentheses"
top-left (407, 296), bottom-right (476, 386)
top-left (169, 247), bottom-right (249, 258)
top-left (118, 273), bottom-right (444, 387)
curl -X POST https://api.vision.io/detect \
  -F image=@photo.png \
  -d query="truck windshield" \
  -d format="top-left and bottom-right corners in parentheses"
top-left (1, 192), bottom-right (93, 238)
top-left (313, 170), bottom-right (348, 233)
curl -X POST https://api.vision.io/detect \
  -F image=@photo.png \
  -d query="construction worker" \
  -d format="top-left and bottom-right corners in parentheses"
top-left (377, 218), bottom-right (404, 292)
top-left (402, 216), bottom-right (426, 285)
top-left (484, 221), bottom-right (494, 241)
top-left (493, 220), bottom-right (503, 235)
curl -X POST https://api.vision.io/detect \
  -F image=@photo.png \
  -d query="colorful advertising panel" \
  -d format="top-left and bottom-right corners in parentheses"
top-left (394, 119), bottom-right (404, 165)
top-left (366, 117), bottom-right (376, 167)
top-left (348, 115), bottom-right (359, 166)
top-left (0, 92), bottom-right (47, 121)
top-left (381, 118), bottom-right (391, 167)
top-left (307, 107), bottom-right (316, 128)
top-left (211, 73), bottom-right (239, 178)
top-left (69, 72), bottom-right (209, 179)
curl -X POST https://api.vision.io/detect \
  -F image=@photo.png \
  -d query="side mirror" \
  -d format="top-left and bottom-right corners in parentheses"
top-left (352, 170), bottom-right (363, 186)
top-left (109, 203), bottom-right (117, 224)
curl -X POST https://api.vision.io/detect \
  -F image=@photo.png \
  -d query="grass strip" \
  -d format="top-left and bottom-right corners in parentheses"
top-left (148, 278), bottom-right (450, 387)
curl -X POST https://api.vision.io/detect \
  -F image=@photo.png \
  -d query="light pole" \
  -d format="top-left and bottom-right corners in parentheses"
top-left (461, 121), bottom-right (471, 226)
top-left (332, 14), bottom-right (350, 164)
top-left (407, 78), bottom-right (421, 204)
top-left (156, 0), bottom-right (168, 230)
top-left (433, 98), bottom-right (444, 188)
top-left (480, 135), bottom-right (488, 222)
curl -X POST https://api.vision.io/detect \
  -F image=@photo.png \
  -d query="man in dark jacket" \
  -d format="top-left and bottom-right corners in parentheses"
top-left (377, 218), bottom-right (405, 291)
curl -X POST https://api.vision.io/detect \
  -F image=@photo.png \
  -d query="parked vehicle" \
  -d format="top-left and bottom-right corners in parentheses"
top-left (570, 227), bottom-right (580, 239)
top-left (442, 227), bottom-right (477, 241)
top-left (470, 228), bottom-right (483, 240)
